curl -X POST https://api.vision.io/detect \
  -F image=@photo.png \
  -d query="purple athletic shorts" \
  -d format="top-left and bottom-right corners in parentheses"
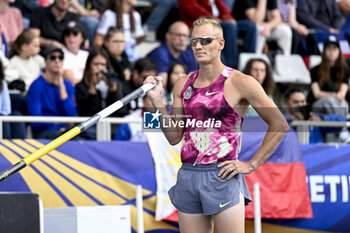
top-left (168, 162), bottom-right (252, 215)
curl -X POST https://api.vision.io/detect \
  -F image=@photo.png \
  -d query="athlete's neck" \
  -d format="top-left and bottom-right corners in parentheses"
top-left (198, 62), bottom-right (225, 83)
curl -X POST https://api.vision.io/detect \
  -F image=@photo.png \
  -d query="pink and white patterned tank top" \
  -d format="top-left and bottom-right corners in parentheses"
top-left (180, 66), bottom-right (243, 164)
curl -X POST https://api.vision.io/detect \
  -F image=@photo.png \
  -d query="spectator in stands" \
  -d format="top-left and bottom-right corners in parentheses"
top-left (233, 0), bottom-right (292, 55)
top-left (68, 0), bottom-right (100, 48)
top-left (337, 0), bottom-right (350, 17)
top-left (0, 26), bottom-right (9, 56)
top-left (0, 59), bottom-right (26, 139)
top-left (29, 0), bottom-right (82, 49)
top-left (103, 27), bottom-right (131, 84)
top-left (337, 0), bottom-right (350, 47)
top-left (296, 0), bottom-right (343, 42)
top-left (285, 88), bottom-right (346, 143)
top-left (276, 0), bottom-right (319, 55)
top-left (8, 30), bottom-right (45, 93)
top-left (223, 0), bottom-right (235, 9)
top-left (0, 0), bottom-right (25, 45)
top-left (90, 0), bottom-right (107, 14)
top-left (165, 62), bottom-right (188, 105)
top-left (243, 58), bottom-right (275, 116)
top-left (75, 48), bottom-right (124, 118)
top-left (8, 31), bottom-right (44, 115)
top-left (10, 0), bottom-right (40, 29)
top-left (26, 45), bottom-right (77, 139)
top-left (125, 57), bottom-right (158, 110)
top-left (94, 0), bottom-right (144, 62)
top-left (143, 0), bottom-right (178, 42)
top-left (61, 20), bottom-right (89, 86)
top-left (179, 0), bottom-right (256, 68)
top-left (308, 35), bottom-right (349, 118)
top-left (147, 21), bottom-right (196, 87)
top-left (243, 58), bottom-right (275, 98)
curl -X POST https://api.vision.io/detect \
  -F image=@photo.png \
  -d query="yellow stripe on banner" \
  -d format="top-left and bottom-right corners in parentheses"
top-left (130, 205), bottom-right (179, 232)
top-left (23, 127), bottom-right (81, 165)
top-left (2, 141), bottom-right (97, 206)
top-left (0, 143), bottom-right (66, 208)
top-left (14, 140), bottom-right (125, 205)
top-left (143, 195), bottom-right (157, 212)
top-left (24, 139), bottom-right (152, 200)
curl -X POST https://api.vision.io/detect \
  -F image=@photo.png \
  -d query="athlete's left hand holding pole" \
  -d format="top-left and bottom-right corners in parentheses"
top-left (144, 76), bottom-right (185, 146)
top-left (0, 80), bottom-right (160, 183)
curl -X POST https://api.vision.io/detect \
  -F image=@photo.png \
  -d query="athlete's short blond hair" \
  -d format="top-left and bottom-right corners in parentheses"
top-left (191, 17), bottom-right (223, 37)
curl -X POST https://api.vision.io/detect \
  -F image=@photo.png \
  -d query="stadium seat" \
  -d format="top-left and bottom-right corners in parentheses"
top-left (273, 54), bottom-right (311, 84)
top-left (135, 41), bottom-right (160, 58)
top-left (309, 55), bottom-right (322, 69)
top-left (238, 52), bottom-right (271, 71)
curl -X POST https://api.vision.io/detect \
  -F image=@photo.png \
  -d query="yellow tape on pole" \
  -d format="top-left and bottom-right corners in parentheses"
top-left (23, 127), bottom-right (81, 165)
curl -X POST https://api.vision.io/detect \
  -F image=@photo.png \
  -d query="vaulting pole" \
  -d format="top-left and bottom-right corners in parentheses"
top-left (0, 81), bottom-right (159, 182)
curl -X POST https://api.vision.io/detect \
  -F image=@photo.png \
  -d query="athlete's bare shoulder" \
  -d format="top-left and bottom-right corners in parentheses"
top-left (226, 69), bottom-right (260, 97)
top-left (172, 73), bottom-right (192, 97)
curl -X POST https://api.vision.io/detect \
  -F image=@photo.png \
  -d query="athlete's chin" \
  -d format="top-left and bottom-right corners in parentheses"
top-left (196, 57), bottom-right (211, 64)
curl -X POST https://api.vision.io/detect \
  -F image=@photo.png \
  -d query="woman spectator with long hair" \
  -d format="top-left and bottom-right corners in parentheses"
top-left (165, 62), bottom-right (188, 105)
top-left (94, 0), bottom-right (144, 62)
top-left (309, 35), bottom-right (349, 117)
top-left (103, 27), bottom-right (131, 84)
top-left (243, 58), bottom-right (275, 98)
top-left (75, 48), bottom-right (124, 118)
top-left (243, 58), bottom-right (275, 116)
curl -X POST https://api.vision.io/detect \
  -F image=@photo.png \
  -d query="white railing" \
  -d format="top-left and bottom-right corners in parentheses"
top-left (1, 116), bottom-right (350, 144)
top-left (291, 120), bottom-right (350, 144)
top-left (0, 116), bottom-right (142, 141)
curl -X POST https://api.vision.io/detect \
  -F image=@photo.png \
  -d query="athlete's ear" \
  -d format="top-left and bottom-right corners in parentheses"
top-left (219, 38), bottom-right (225, 50)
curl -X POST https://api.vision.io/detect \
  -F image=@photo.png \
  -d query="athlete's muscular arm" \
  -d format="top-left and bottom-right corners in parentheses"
top-left (145, 75), bottom-right (187, 145)
top-left (219, 71), bottom-right (289, 179)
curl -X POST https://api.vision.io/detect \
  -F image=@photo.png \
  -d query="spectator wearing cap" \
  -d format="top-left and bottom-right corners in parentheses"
top-left (26, 45), bottom-right (77, 139)
top-left (29, 0), bottom-right (82, 49)
top-left (308, 35), bottom-right (349, 119)
top-left (68, 0), bottom-right (100, 48)
top-left (62, 20), bottom-right (89, 86)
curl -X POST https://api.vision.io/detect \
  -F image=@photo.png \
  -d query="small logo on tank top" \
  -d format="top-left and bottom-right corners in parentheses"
top-left (205, 91), bottom-right (219, 96)
top-left (184, 86), bottom-right (192, 100)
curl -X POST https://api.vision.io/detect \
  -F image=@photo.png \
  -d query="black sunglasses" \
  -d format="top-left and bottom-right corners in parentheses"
top-left (49, 55), bottom-right (64, 61)
top-left (65, 31), bottom-right (78, 36)
top-left (189, 36), bottom-right (220, 47)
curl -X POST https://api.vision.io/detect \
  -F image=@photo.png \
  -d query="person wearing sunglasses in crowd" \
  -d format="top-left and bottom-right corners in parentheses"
top-left (144, 17), bottom-right (289, 233)
top-left (62, 20), bottom-right (89, 86)
top-left (26, 45), bottom-right (77, 139)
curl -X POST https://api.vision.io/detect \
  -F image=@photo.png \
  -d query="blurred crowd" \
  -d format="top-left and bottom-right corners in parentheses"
top-left (1, 0), bottom-right (350, 143)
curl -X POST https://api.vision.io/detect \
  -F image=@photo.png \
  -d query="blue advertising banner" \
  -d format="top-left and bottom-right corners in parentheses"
top-left (266, 144), bottom-right (350, 232)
